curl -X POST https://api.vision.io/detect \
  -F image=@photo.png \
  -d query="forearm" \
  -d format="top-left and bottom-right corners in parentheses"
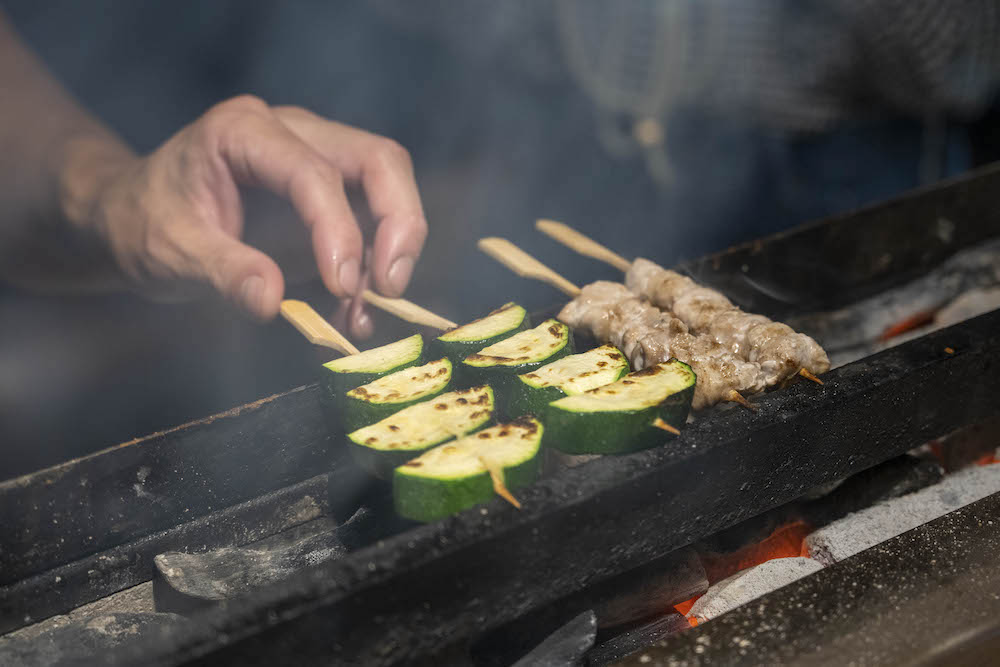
top-left (0, 11), bottom-right (135, 290)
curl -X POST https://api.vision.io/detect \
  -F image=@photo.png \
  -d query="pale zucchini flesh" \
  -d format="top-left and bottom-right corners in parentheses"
top-left (464, 319), bottom-right (570, 368)
top-left (347, 358), bottom-right (452, 405)
top-left (393, 417), bottom-right (543, 522)
top-left (347, 385), bottom-right (494, 477)
top-left (543, 360), bottom-right (696, 455)
top-left (519, 344), bottom-right (628, 395)
top-left (342, 358), bottom-right (453, 431)
top-left (437, 303), bottom-right (527, 343)
top-left (552, 360), bottom-right (696, 413)
top-left (323, 333), bottom-right (423, 374)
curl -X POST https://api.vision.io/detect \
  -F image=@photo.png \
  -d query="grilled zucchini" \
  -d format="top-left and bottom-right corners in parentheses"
top-left (434, 302), bottom-right (529, 365)
top-left (507, 344), bottom-right (629, 418)
top-left (461, 319), bottom-right (573, 401)
top-left (320, 334), bottom-right (424, 414)
top-left (342, 358), bottom-right (453, 431)
top-left (393, 416), bottom-right (543, 522)
top-left (347, 385), bottom-right (494, 478)
top-left (543, 360), bottom-right (696, 455)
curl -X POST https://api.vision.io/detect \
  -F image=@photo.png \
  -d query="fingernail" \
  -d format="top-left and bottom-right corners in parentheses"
top-left (240, 275), bottom-right (265, 315)
top-left (338, 258), bottom-right (360, 295)
top-left (387, 256), bottom-right (415, 296)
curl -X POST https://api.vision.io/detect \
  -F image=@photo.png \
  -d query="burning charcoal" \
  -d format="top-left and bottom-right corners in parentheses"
top-left (586, 612), bottom-right (689, 666)
top-left (687, 557), bottom-right (823, 625)
top-left (926, 415), bottom-right (1000, 472)
top-left (511, 610), bottom-right (597, 667)
top-left (804, 464), bottom-right (1000, 565)
top-left (153, 508), bottom-right (371, 614)
top-left (471, 549), bottom-right (706, 666)
top-left (594, 548), bottom-right (707, 628)
top-left (800, 454), bottom-right (943, 526)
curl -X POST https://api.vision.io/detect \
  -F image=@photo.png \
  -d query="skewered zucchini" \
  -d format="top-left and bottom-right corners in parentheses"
top-left (342, 358), bottom-right (453, 431)
top-left (506, 344), bottom-right (629, 418)
top-left (543, 360), bottom-right (696, 455)
top-left (347, 385), bottom-right (494, 478)
top-left (434, 302), bottom-right (530, 365)
top-left (393, 416), bottom-right (543, 522)
top-left (320, 333), bottom-right (424, 409)
top-left (461, 319), bottom-right (574, 400)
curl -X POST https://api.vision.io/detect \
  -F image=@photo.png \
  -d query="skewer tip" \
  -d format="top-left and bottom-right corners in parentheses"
top-left (652, 417), bottom-right (681, 436)
top-left (726, 390), bottom-right (758, 411)
top-left (798, 368), bottom-right (825, 385)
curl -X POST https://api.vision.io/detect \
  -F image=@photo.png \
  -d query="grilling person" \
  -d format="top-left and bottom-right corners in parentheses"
top-left (0, 10), bottom-right (427, 341)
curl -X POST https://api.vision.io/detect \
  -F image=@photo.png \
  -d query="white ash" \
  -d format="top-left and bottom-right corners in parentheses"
top-left (687, 557), bottom-right (822, 625)
top-left (805, 463), bottom-right (1000, 565)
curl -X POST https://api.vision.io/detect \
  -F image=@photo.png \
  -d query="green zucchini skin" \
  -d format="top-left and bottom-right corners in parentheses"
top-left (542, 364), bottom-right (695, 455)
top-left (346, 386), bottom-right (495, 478)
top-left (393, 453), bottom-right (540, 523)
top-left (319, 336), bottom-right (425, 426)
top-left (506, 358), bottom-right (629, 419)
top-left (341, 359), bottom-right (453, 432)
top-left (460, 320), bottom-right (575, 405)
top-left (505, 383), bottom-right (568, 420)
top-left (392, 418), bottom-right (543, 522)
top-left (432, 303), bottom-right (531, 367)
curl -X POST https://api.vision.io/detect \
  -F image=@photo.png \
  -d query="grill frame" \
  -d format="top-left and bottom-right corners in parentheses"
top-left (2, 164), bottom-right (1000, 664)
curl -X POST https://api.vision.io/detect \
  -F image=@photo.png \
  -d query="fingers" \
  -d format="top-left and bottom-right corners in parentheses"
top-left (183, 225), bottom-right (285, 320)
top-left (205, 97), bottom-right (363, 299)
top-left (347, 268), bottom-right (375, 340)
top-left (273, 106), bottom-right (427, 297)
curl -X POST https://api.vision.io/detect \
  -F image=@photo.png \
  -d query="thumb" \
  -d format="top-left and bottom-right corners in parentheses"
top-left (183, 227), bottom-right (286, 320)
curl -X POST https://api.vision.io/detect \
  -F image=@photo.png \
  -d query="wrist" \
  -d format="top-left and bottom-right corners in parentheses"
top-left (55, 131), bottom-right (136, 235)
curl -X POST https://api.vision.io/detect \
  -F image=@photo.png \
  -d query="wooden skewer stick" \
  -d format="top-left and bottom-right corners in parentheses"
top-left (478, 237), bottom-right (581, 297)
top-left (280, 299), bottom-right (360, 356)
top-left (652, 418), bottom-right (681, 436)
top-left (725, 390), bottom-right (757, 412)
top-left (361, 290), bottom-right (457, 331)
top-left (479, 457), bottom-right (522, 510)
top-left (535, 219), bottom-right (632, 273)
top-left (798, 368), bottom-right (825, 385)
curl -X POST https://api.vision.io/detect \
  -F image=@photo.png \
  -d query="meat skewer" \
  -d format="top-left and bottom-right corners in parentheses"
top-left (536, 220), bottom-right (829, 385)
top-left (558, 281), bottom-right (764, 409)
top-left (477, 238), bottom-right (762, 410)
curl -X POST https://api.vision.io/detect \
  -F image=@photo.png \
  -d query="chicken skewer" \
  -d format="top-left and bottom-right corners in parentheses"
top-left (477, 238), bottom-right (761, 410)
top-left (558, 281), bottom-right (763, 410)
top-left (536, 220), bottom-right (829, 385)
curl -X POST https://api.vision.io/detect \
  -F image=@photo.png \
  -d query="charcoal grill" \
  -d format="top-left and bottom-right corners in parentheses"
top-left (2, 165), bottom-right (1000, 665)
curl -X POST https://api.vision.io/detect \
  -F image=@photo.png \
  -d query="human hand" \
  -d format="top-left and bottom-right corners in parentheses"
top-left (64, 95), bottom-right (427, 338)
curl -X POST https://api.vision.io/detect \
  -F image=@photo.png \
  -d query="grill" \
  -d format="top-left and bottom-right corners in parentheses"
top-left (3, 164), bottom-right (1000, 666)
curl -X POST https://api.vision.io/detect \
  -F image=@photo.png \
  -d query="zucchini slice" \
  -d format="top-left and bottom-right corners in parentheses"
top-left (393, 416), bottom-right (543, 522)
top-left (543, 360), bottom-right (696, 455)
top-left (461, 319), bottom-right (574, 400)
top-left (507, 344), bottom-right (630, 418)
top-left (434, 302), bottom-right (530, 365)
top-left (342, 358), bottom-right (453, 431)
top-left (347, 385), bottom-right (495, 478)
top-left (320, 334), bottom-right (424, 411)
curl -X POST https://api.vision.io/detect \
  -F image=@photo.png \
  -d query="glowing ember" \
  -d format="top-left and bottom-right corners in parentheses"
top-left (673, 520), bottom-right (813, 624)
top-left (699, 520), bottom-right (813, 585)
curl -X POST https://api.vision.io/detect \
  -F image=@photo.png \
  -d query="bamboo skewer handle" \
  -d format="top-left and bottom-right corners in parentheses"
top-left (361, 290), bottom-right (457, 331)
top-left (280, 299), bottom-right (360, 356)
top-left (478, 237), bottom-right (581, 297)
top-left (535, 219), bottom-right (632, 273)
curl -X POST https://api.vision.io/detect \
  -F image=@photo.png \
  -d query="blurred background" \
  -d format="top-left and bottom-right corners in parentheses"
top-left (3, 0), bottom-right (1000, 478)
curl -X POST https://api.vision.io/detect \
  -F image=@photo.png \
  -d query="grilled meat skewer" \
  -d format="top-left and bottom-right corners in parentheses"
top-left (559, 281), bottom-right (765, 409)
